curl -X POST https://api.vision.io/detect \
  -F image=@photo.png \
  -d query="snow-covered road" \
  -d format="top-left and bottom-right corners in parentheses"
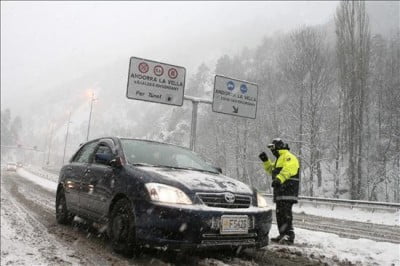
top-left (1, 168), bottom-right (399, 265)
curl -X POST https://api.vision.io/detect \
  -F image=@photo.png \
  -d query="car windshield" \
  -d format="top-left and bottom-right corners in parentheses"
top-left (120, 139), bottom-right (219, 174)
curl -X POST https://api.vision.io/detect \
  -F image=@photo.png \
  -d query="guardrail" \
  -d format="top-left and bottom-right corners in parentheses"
top-left (261, 193), bottom-right (400, 212)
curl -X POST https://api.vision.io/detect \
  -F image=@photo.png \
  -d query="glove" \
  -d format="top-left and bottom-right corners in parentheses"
top-left (259, 152), bottom-right (268, 162)
top-left (271, 178), bottom-right (281, 188)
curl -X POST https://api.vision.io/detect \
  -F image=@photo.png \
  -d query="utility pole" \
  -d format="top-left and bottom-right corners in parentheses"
top-left (86, 92), bottom-right (96, 141)
top-left (46, 123), bottom-right (54, 165)
top-left (62, 112), bottom-right (72, 165)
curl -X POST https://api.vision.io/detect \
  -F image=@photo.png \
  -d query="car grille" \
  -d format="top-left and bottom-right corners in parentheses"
top-left (202, 233), bottom-right (257, 239)
top-left (200, 239), bottom-right (256, 247)
top-left (197, 193), bottom-right (251, 208)
top-left (200, 233), bottom-right (257, 247)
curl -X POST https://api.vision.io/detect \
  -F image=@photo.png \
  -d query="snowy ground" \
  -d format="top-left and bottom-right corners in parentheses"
top-left (1, 167), bottom-right (399, 265)
top-left (293, 203), bottom-right (399, 226)
top-left (268, 226), bottom-right (399, 266)
top-left (262, 195), bottom-right (399, 227)
top-left (1, 184), bottom-right (82, 265)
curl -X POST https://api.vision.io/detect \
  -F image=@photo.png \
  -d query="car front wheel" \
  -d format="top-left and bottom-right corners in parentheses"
top-left (109, 198), bottom-right (137, 257)
top-left (55, 189), bottom-right (74, 224)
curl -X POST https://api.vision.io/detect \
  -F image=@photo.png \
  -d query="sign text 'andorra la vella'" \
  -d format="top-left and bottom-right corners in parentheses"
top-left (126, 57), bottom-right (186, 106)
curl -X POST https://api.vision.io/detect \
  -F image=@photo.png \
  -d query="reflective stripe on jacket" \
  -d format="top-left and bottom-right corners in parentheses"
top-left (262, 149), bottom-right (300, 203)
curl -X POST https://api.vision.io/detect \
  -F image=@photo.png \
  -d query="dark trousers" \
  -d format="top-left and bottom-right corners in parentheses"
top-left (276, 201), bottom-right (294, 240)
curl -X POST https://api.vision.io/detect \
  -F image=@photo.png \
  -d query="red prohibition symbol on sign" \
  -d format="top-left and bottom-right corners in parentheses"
top-left (153, 65), bottom-right (164, 76)
top-left (138, 62), bottom-right (149, 73)
top-left (168, 68), bottom-right (178, 79)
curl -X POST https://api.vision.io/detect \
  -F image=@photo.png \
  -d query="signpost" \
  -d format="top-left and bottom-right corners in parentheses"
top-left (212, 75), bottom-right (258, 119)
top-left (126, 57), bottom-right (259, 152)
top-left (126, 57), bottom-right (186, 106)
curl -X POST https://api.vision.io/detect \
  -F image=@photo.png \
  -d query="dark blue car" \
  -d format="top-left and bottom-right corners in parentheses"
top-left (56, 137), bottom-right (272, 256)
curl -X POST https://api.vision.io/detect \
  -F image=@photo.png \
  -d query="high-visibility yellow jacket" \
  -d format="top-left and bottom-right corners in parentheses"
top-left (262, 149), bottom-right (300, 202)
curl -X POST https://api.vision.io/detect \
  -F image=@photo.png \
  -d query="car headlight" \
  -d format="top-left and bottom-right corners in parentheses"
top-left (145, 183), bottom-right (192, 205)
top-left (257, 192), bottom-right (269, 208)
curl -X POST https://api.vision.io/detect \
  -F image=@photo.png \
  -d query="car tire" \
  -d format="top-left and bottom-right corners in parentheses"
top-left (256, 233), bottom-right (269, 249)
top-left (56, 189), bottom-right (74, 224)
top-left (109, 198), bottom-right (137, 257)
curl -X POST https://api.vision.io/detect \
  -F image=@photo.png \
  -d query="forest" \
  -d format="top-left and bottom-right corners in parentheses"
top-left (147, 1), bottom-right (400, 202)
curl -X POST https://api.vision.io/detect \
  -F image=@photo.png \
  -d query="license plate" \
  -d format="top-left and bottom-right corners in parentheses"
top-left (220, 215), bottom-right (248, 234)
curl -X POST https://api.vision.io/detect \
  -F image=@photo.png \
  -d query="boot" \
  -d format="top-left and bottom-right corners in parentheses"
top-left (278, 234), bottom-right (294, 245)
top-left (270, 235), bottom-right (283, 243)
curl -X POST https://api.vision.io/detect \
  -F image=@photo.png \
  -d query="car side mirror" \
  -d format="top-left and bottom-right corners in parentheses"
top-left (95, 153), bottom-right (113, 165)
top-left (110, 156), bottom-right (123, 168)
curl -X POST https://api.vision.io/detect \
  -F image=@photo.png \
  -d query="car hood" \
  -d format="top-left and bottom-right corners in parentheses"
top-left (137, 166), bottom-right (253, 194)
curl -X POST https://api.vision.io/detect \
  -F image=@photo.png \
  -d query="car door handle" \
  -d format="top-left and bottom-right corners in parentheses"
top-left (84, 169), bottom-right (91, 173)
top-left (66, 167), bottom-right (73, 170)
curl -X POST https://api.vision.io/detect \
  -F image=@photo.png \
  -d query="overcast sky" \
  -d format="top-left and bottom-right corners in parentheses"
top-left (1, 1), bottom-right (341, 114)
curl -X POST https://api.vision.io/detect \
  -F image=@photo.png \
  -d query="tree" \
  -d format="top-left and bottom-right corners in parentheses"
top-left (278, 27), bottom-right (334, 196)
top-left (367, 31), bottom-right (400, 202)
top-left (1, 109), bottom-right (22, 146)
top-left (10, 116), bottom-right (22, 143)
top-left (186, 63), bottom-right (212, 98)
top-left (335, 0), bottom-right (371, 199)
top-left (1, 109), bottom-right (12, 145)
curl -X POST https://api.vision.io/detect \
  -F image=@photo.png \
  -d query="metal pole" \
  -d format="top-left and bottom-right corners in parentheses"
top-left (184, 95), bottom-right (212, 152)
top-left (190, 101), bottom-right (198, 151)
top-left (46, 124), bottom-right (54, 165)
top-left (62, 112), bottom-right (72, 165)
top-left (86, 92), bottom-right (95, 141)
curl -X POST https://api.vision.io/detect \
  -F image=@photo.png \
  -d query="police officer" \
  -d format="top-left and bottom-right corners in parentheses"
top-left (259, 138), bottom-right (300, 244)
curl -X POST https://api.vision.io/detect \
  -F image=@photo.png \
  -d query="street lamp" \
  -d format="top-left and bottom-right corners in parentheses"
top-left (62, 111), bottom-right (72, 165)
top-left (46, 123), bottom-right (54, 165)
top-left (86, 91), bottom-right (97, 141)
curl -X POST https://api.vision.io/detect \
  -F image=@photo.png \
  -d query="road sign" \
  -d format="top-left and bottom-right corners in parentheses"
top-left (127, 57), bottom-right (186, 106)
top-left (212, 75), bottom-right (258, 119)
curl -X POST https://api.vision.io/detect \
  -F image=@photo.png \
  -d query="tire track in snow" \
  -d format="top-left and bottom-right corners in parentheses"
top-left (1, 174), bottom-right (82, 265)
top-left (1, 172), bottom-right (130, 265)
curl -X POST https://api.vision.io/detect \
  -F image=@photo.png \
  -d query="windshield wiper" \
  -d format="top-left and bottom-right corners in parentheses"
top-left (131, 163), bottom-right (218, 174)
top-left (164, 166), bottom-right (218, 174)
top-left (131, 162), bottom-right (157, 167)
top-left (131, 163), bottom-right (174, 168)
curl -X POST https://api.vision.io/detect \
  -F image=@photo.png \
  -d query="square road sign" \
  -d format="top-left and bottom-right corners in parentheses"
top-left (212, 75), bottom-right (258, 119)
top-left (127, 57), bottom-right (186, 106)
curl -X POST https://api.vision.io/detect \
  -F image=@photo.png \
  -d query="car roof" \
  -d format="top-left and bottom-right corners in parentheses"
top-left (81, 137), bottom-right (191, 151)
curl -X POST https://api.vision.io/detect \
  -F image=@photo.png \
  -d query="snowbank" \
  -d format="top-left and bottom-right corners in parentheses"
top-left (269, 226), bottom-right (400, 265)
top-left (16, 168), bottom-right (57, 192)
top-left (294, 204), bottom-right (399, 227)
top-left (265, 197), bottom-right (399, 226)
